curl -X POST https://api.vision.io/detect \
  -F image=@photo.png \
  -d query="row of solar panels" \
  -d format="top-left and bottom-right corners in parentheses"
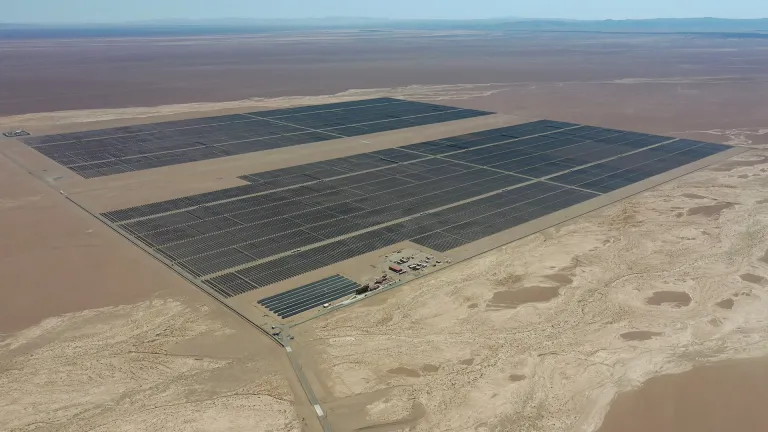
top-left (22, 98), bottom-right (492, 178)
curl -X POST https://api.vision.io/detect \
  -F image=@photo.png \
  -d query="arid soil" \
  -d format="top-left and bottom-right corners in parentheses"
top-left (0, 151), bottom-right (178, 332)
top-left (293, 150), bottom-right (768, 431)
top-left (598, 357), bottom-right (768, 432)
top-left (2, 29), bottom-right (768, 432)
top-left (0, 299), bottom-right (300, 432)
top-left (0, 150), bottom-right (304, 430)
top-left (2, 30), bottom-right (768, 124)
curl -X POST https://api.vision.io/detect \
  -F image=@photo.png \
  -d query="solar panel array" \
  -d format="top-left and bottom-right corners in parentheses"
top-left (21, 98), bottom-right (491, 178)
top-left (257, 275), bottom-right (361, 319)
top-left (102, 120), bottom-right (732, 304)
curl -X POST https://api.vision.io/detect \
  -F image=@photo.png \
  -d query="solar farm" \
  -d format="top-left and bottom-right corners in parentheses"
top-left (13, 98), bottom-right (741, 326)
top-left (20, 98), bottom-right (489, 178)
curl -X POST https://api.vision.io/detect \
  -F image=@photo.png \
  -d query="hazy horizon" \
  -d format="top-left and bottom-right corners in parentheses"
top-left (6, 16), bottom-right (768, 25)
top-left (5, 0), bottom-right (768, 24)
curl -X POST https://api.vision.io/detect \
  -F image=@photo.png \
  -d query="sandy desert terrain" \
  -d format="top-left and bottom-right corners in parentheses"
top-left (0, 299), bottom-right (301, 432)
top-left (2, 29), bottom-right (768, 432)
top-left (294, 149), bottom-right (768, 431)
top-left (2, 30), bottom-right (768, 121)
top-left (0, 143), bottom-right (306, 431)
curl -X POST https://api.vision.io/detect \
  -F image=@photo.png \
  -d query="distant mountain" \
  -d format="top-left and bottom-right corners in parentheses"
top-left (1, 17), bottom-right (767, 39)
top-left (117, 17), bottom-right (401, 26)
top-left (495, 18), bottom-right (768, 33)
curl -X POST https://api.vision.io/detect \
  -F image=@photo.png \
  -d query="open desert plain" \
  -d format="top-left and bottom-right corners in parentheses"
top-left (2, 27), bottom-right (768, 432)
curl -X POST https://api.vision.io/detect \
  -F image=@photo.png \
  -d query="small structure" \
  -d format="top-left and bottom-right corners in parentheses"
top-left (3, 130), bottom-right (30, 138)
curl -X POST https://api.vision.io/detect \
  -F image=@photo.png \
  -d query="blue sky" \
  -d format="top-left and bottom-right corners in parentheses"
top-left (5, 0), bottom-right (768, 23)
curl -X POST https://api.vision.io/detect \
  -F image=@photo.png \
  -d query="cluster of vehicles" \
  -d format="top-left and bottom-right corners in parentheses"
top-left (392, 254), bottom-right (441, 272)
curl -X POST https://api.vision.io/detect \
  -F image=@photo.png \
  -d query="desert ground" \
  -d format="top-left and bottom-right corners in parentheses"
top-left (293, 149), bottom-right (768, 431)
top-left (0, 148), bottom-right (308, 431)
top-left (2, 29), bottom-right (768, 432)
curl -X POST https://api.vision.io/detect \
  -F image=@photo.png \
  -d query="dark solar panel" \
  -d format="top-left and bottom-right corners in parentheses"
top-left (549, 140), bottom-right (731, 193)
top-left (22, 98), bottom-right (492, 178)
top-left (101, 120), bottom-right (733, 308)
top-left (256, 275), bottom-right (361, 317)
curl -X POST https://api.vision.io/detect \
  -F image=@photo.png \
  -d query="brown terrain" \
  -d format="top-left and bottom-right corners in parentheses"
top-left (294, 148), bottom-right (768, 432)
top-left (2, 29), bottom-right (768, 432)
top-left (0, 150), bottom-right (307, 431)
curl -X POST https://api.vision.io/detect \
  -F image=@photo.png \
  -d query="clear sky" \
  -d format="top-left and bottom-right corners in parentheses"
top-left (4, 0), bottom-right (768, 24)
